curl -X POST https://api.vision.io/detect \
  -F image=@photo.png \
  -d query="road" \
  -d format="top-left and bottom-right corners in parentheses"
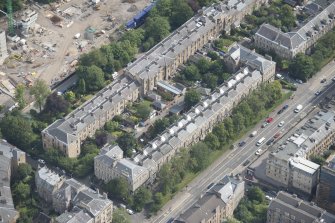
top-left (132, 60), bottom-right (335, 223)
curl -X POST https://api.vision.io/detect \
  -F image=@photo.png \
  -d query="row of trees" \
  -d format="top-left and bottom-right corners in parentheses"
top-left (234, 187), bottom-right (268, 223)
top-left (288, 29), bottom-right (335, 81)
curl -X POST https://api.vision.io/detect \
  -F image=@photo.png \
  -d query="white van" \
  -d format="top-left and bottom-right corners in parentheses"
top-left (294, 104), bottom-right (303, 113)
top-left (256, 137), bottom-right (266, 146)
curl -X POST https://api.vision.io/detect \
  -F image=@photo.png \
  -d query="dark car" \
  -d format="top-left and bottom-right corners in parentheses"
top-left (283, 104), bottom-right (289, 110)
top-left (243, 160), bottom-right (251, 166)
top-left (238, 141), bottom-right (246, 147)
top-left (207, 183), bottom-right (215, 189)
top-left (277, 109), bottom-right (284, 115)
top-left (321, 78), bottom-right (327, 83)
top-left (266, 138), bottom-right (275, 145)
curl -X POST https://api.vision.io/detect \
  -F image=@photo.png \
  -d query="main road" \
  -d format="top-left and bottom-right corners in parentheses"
top-left (131, 60), bottom-right (335, 223)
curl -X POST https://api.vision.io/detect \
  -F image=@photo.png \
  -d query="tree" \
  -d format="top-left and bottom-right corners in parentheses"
top-left (117, 133), bottom-right (137, 157)
top-left (182, 64), bottom-right (201, 81)
top-left (196, 58), bottom-right (211, 74)
top-left (121, 28), bottom-right (145, 47)
top-left (133, 186), bottom-right (152, 211)
top-left (203, 73), bottom-right (218, 90)
top-left (105, 178), bottom-right (130, 200)
top-left (95, 131), bottom-right (108, 147)
top-left (247, 186), bottom-right (265, 203)
top-left (112, 208), bottom-right (131, 223)
top-left (310, 155), bottom-right (326, 166)
top-left (184, 89), bottom-right (201, 109)
top-left (135, 102), bottom-right (152, 120)
top-left (288, 53), bottom-right (315, 81)
top-left (77, 65), bottom-right (105, 92)
top-left (44, 92), bottom-right (70, 115)
top-left (64, 91), bottom-right (76, 103)
top-left (30, 80), bottom-right (50, 112)
top-left (0, 115), bottom-right (34, 151)
top-left (13, 182), bottom-right (30, 200)
top-left (145, 16), bottom-right (171, 42)
top-left (204, 133), bottom-right (220, 150)
top-left (78, 78), bottom-right (86, 94)
top-left (190, 142), bottom-right (211, 171)
top-left (105, 120), bottom-right (119, 132)
top-left (16, 163), bottom-right (33, 182)
top-left (150, 192), bottom-right (164, 213)
top-left (15, 84), bottom-right (26, 109)
top-left (150, 118), bottom-right (170, 138)
top-left (170, 0), bottom-right (194, 30)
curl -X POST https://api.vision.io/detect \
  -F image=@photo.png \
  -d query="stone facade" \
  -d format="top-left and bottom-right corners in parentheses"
top-left (0, 30), bottom-right (8, 65)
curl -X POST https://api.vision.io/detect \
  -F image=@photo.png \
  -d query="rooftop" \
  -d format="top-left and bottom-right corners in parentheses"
top-left (0, 139), bottom-right (25, 162)
top-left (269, 191), bottom-right (335, 223)
top-left (55, 206), bottom-right (93, 223)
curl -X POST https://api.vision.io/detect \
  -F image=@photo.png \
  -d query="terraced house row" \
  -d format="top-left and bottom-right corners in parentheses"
top-left (42, 0), bottom-right (270, 158)
top-left (94, 44), bottom-right (276, 191)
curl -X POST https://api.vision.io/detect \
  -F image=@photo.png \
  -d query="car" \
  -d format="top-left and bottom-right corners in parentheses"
top-left (274, 132), bottom-right (281, 138)
top-left (255, 149), bottom-right (262, 155)
top-left (38, 159), bottom-right (46, 165)
top-left (126, 209), bottom-right (134, 215)
top-left (266, 117), bottom-right (274, 123)
top-left (243, 160), bottom-right (250, 166)
top-left (262, 122), bottom-right (269, 128)
top-left (332, 77), bottom-right (335, 82)
top-left (321, 78), bottom-right (327, 83)
top-left (238, 141), bottom-right (246, 147)
top-left (207, 183), bottom-right (215, 189)
top-left (315, 91), bottom-right (321, 96)
top-left (277, 109), bottom-right (284, 115)
top-left (296, 79), bottom-right (303, 84)
top-left (266, 138), bottom-right (275, 145)
top-left (278, 121), bottom-right (285, 127)
top-left (265, 195), bottom-right (273, 201)
top-left (283, 104), bottom-right (289, 110)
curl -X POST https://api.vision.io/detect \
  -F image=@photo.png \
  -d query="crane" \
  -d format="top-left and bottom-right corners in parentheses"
top-left (7, 0), bottom-right (15, 36)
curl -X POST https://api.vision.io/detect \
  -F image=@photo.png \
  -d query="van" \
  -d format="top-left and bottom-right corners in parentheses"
top-left (294, 104), bottom-right (303, 113)
top-left (256, 137), bottom-right (266, 146)
top-left (250, 131), bottom-right (257, 137)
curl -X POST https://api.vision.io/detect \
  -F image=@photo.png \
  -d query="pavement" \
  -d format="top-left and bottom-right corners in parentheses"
top-left (130, 60), bottom-right (335, 223)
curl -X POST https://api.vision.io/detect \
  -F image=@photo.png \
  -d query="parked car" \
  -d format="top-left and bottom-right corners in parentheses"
top-left (243, 160), bottom-right (250, 166)
top-left (283, 104), bottom-right (289, 110)
top-left (277, 109), bottom-right (284, 115)
top-left (266, 117), bottom-right (274, 123)
top-left (278, 121), bottom-right (285, 127)
top-left (332, 77), bottom-right (335, 82)
top-left (207, 183), bottom-right (215, 189)
top-left (238, 141), bottom-right (246, 147)
top-left (265, 195), bottom-right (273, 201)
top-left (255, 149), bottom-right (262, 155)
top-left (262, 122), bottom-right (269, 128)
top-left (321, 78), bottom-right (327, 83)
top-left (315, 91), bottom-right (321, 96)
top-left (274, 132), bottom-right (281, 138)
top-left (266, 138), bottom-right (275, 145)
top-left (126, 209), bottom-right (134, 215)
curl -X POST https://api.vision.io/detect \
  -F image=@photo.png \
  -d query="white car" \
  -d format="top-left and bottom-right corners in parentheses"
top-left (265, 195), bottom-right (273, 201)
top-left (126, 209), bottom-right (134, 215)
top-left (278, 121), bottom-right (285, 127)
top-left (255, 149), bottom-right (262, 155)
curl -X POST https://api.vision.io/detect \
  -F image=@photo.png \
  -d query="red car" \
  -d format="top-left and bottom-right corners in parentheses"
top-left (266, 117), bottom-right (274, 123)
top-left (274, 132), bottom-right (281, 138)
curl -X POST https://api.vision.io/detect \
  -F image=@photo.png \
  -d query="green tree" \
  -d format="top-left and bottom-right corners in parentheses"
top-left (13, 182), bottom-right (30, 200)
top-left (105, 178), bottom-right (130, 201)
top-left (30, 79), bottom-right (50, 112)
top-left (0, 115), bottom-right (34, 151)
top-left (15, 84), bottom-right (26, 109)
top-left (16, 163), bottom-right (33, 182)
top-left (121, 28), bottom-right (145, 47)
top-left (135, 102), bottom-right (152, 120)
top-left (310, 155), bottom-right (326, 166)
top-left (182, 64), bottom-right (201, 81)
top-left (79, 49), bottom-right (108, 69)
top-left (204, 133), bottom-right (220, 150)
top-left (133, 186), bottom-right (152, 211)
top-left (247, 186), bottom-right (265, 203)
top-left (213, 123), bottom-right (229, 145)
top-left (78, 78), bottom-right (86, 94)
top-left (112, 208), bottom-right (131, 223)
top-left (150, 118), bottom-right (170, 138)
top-left (77, 65), bottom-right (105, 92)
top-left (145, 16), bottom-right (171, 42)
top-left (64, 91), bottom-right (76, 103)
top-left (150, 192), bottom-right (164, 213)
top-left (196, 58), bottom-right (211, 74)
top-left (288, 53), bottom-right (315, 81)
top-left (104, 120), bottom-right (119, 132)
top-left (44, 92), bottom-right (70, 116)
top-left (117, 132), bottom-right (137, 157)
top-left (203, 73), bottom-right (218, 90)
top-left (184, 89), bottom-right (201, 109)
top-left (190, 142), bottom-right (211, 172)
top-left (170, 0), bottom-right (194, 30)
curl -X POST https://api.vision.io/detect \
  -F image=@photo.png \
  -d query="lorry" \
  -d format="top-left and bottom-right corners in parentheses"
top-left (256, 137), bottom-right (266, 146)
top-left (250, 131), bottom-right (258, 137)
top-left (294, 104), bottom-right (303, 113)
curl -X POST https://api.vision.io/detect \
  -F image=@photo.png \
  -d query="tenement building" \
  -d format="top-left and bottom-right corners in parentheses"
top-left (267, 191), bottom-right (335, 223)
top-left (266, 109), bottom-right (335, 195)
top-left (174, 175), bottom-right (245, 223)
top-left (36, 167), bottom-right (113, 223)
top-left (254, 1), bottom-right (335, 59)
top-left (316, 157), bottom-right (335, 213)
top-left (0, 140), bottom-right (26, 223)
top-left (42, 0), bottom-right (269, 158)
top-left (0, 30), bottom-right (8, 65)
top-left (42, 77), bottom-right (139, 158)
top-left (94, 45), bottom-right (276, 190)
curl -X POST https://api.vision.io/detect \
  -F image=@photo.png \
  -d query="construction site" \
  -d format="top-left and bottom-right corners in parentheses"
top-left (0, 0), bottom-right (150, 111)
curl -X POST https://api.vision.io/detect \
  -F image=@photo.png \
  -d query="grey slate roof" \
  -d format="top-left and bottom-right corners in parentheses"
top-left (268, 191), bottom-right (335, 223)
top-left (43, 76), bottom-right (138, 144)
top-left (0, 139), bottom-right (25, 162)
top-left (55, 207), bottom-right (93, 223)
